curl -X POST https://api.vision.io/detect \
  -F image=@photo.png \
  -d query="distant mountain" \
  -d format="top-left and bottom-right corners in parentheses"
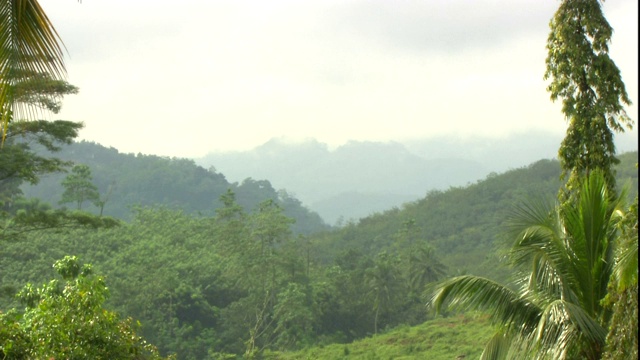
top-left (197, 138), bottom-right (490, 224)
top-left (196, 131), bottom-right (638, 224)
top-left (21, 141), bottom-right (329, 235)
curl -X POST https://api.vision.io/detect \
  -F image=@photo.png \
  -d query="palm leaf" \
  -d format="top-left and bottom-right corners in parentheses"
top-left (614, 232), bottom-right (638, 290)
top-left (562, 171), bottom-right (621, 317)
top-left (0, 0), bottom-right (67, 142)
top-left (430, 275), bottom-right (541, 333)
top-left (507, 198), bottom-right (580, 305)
top-left (480, 330), bottom-right (512, 360)
top-left (535, 299), bottom-right (608, 359)
top-left (430, 171), bottom-right (622, 359)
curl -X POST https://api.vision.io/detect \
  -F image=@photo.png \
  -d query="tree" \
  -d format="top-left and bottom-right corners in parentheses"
top-left (94, 180), bottom-right (116, 216)
top-left (0, 256), bottom-right (171, 359)
top-left (0, 0), bottom-right (76, 142)
top-left (0, 119), bottom-right (81, 206)
top-left (545, 0), bottom-right (633, 196)
top-left (0, 119), bottom-right (118, 241)
top-left (430, 171), bottom-right (625, 359)
top-left (60, 164), bottom-right (100, 210)
top-left (0, 28), bottom-right (117, 239)
top-left (366, 251), bottom-right (401, 335)
top-left (409, 244), bottom-right (447, 294)
top-left (602, 194), bottom-right (638, 360)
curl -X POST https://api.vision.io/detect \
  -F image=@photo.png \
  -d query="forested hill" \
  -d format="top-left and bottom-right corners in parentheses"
top-left (196, 133), bottom-right (637, 225)
top-left (4, 150), bottom-right (635, 359)
top-left (309, 151), bottom-right (638, 282)
top-left (21, 140), bottom-right (329, 235)
top-left (198, 138), bottom-right (489, 224)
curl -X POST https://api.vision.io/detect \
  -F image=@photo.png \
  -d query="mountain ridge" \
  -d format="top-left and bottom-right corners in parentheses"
top-left (197, 130), bottom-right (639, 224)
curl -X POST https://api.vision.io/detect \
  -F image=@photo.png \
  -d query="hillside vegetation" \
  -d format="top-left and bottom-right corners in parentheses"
top-left (197, 134), bottom-right (637, 224)
top-left (312, 152), bottom-right (637, 281)
top-left (268, 314), bottom-right (493, 360)
top-left (2, 151), bottom-right (636, 359)
top-left (21, 141), bottom-right (329, 235)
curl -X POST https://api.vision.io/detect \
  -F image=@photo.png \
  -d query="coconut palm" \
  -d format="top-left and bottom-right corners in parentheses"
top-left (409, 244), bottom-right (447, 293)
top-left (430, 171), bottom-right (625, 360)
top-left (366, 251), bottom-right (401, 335)
top-left (0, 0), bottom-right (69, 142)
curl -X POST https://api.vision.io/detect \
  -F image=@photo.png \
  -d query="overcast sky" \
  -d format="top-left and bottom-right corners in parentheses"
top-left (39, 0), bottom-right (638, 158)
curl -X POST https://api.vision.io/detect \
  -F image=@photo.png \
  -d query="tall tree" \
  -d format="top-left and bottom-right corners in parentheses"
top-left (366, 251), bottom-right (401, 335)
top-left (409, 244), bottom-right (447, 294)
top-left (59, 164), bottom-right (100, 210)
top-left (545, 0), bottom-right (633, 196)
top-left (0, 0), bottom-right (75, 142)
top-left (430, 171), bottom-right (626, 359)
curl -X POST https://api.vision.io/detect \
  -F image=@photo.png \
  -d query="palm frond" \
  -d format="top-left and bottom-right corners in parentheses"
top-left (535, 299), bottom-right (608, 359)
top-left (612, 192), bottom-right (638, 291)
top-left (507, 198), bottom-right (581, 305)
top-left (0, 0), bottom-right (67, 142)
top-left (561, 171), bottom-right (621, 316)
top-left (430, 275), bottom-right (541, 333)
top-left (613, 234), bottom-right (638, 290)
top-left (480, 330), bottom-right (512, 360)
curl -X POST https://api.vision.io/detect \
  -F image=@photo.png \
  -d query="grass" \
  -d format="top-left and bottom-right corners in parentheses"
top-left (264, 313), bottom-right (494, 360)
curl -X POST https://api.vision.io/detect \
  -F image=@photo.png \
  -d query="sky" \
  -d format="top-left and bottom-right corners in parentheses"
top-left (39, 0), bottom-right (638, 158)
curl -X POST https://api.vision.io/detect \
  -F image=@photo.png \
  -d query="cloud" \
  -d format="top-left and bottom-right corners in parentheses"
top-left (38, 0), bottom-right (637, 157)
top-left (328, 0), bottom-right (557, 54)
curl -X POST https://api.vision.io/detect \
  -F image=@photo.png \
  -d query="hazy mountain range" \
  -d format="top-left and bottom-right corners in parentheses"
top-left (196, 130), bottom-right (637, 225)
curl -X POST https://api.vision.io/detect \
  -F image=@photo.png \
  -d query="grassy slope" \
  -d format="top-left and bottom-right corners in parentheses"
top-left (265, 314), bottom-right (494, 360)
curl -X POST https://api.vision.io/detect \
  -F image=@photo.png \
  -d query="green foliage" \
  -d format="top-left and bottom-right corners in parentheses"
top-left (0, 256), bottom-right (170, 359)
top-left (1, 156), bottom-right (636, 359)
top-left (602, 195), bottom-right (638, 360)
top-left (0, 120), bottom-right (81, 202)
top-left (430, 171), bottom-right (627, 359)
top-left (0, 120), bottom-right (118, 241)
top-left (0, 0), bottom-right (69, 141)
top-left (59, 164), bottom-right (100, 210)
top-left (11, 70), bottom-right (79, 114)
top-left (545, 0), bottom-right (633, 195)
top-left (602, 285), bottom-right (638, 360)
top-left (313, 159), bottom-right (567, 281)
top-left (22, 141), bottom-right (329, 235)
top-left (268, 314), bottom-right (494, 360)
top-left (366, 251), bottom-right (401, 335)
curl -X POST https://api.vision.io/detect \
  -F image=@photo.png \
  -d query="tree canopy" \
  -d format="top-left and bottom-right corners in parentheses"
top-left (545, 0), bottom-right (633, 195)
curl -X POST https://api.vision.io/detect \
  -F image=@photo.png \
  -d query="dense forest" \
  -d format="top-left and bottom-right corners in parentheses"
top-left (1, 151), bottom-right (637, 359)
top-left (1, 0), bottom-right (638, 359)
top-left (21, 140), bottom-right (329, 235)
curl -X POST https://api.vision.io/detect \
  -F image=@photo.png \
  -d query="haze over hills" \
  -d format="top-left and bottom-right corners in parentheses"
top-left (198, 139), bottom-right (487, 224)
top-left (196, 130), bottom-right (638, 224)
top-left (20, 141), bottom-right (330, 235)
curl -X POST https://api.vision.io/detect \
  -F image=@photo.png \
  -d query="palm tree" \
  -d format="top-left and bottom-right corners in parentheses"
top-left (366, 251), bottom-right (400, 335)
top-left (409, 244), bottom-right (447, 294)
top-left (0, 0), bottom-right (70, 143)
top-left (429, 171), bottom-right (626, 360)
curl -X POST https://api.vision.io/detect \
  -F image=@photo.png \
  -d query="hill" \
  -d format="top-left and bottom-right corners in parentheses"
top-left (20, 140), bottom-right (329, 235)
top-left (309, 151), bottom-right (638, 281)
top-left (196, 131), bottom-right (637, 225)
top-left (268, 314), bottom-right (494, 360)
top-left (4, 150), bottom-right (636, 359)
top-left (197, 138), bottom-right (489, 224)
